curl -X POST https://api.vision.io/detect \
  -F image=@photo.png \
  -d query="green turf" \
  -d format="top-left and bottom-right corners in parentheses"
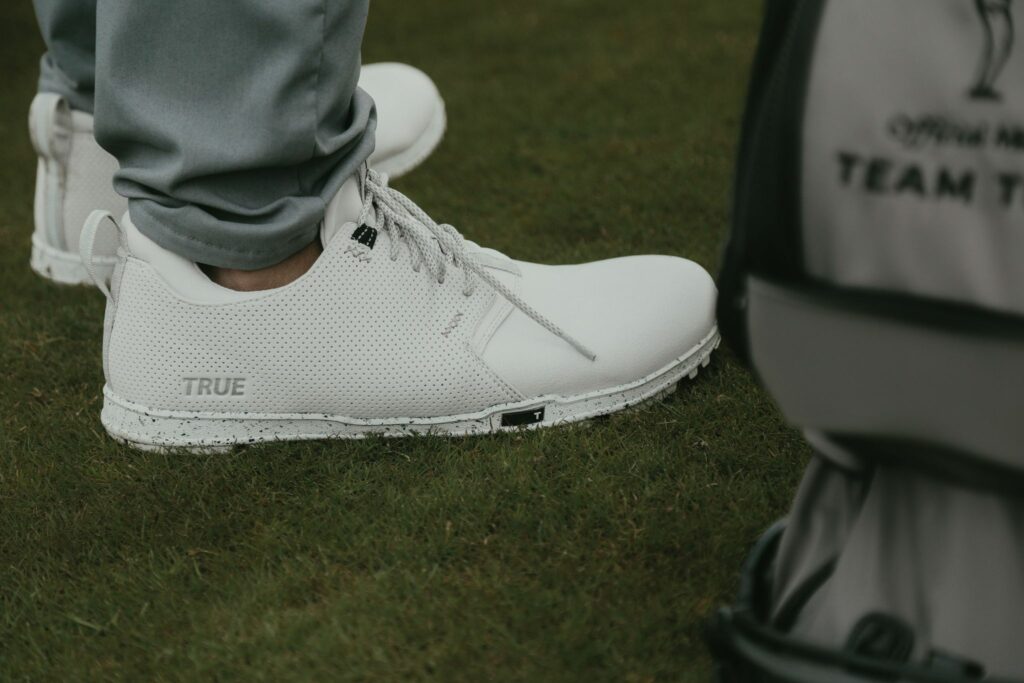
top-left (0, 1), bottom-right (809, 680)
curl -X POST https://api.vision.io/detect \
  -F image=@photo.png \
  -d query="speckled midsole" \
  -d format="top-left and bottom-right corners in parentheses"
top-left (100, 327), bottom-right (720, 451)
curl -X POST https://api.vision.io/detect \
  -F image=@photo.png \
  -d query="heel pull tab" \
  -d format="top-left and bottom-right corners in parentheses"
top-left (80, 210), bottom-right (119, 299)
top-left (29, 94), bottom-right (73, 250)
top-left (28, 93), bottom-right (72, 161)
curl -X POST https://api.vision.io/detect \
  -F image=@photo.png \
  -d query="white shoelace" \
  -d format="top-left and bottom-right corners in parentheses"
top-left (357, 169), bottom-right (596, 361)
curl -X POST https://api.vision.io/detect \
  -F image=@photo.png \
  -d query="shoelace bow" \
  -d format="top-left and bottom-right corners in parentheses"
top-left (357, 169), bottom-right (596, 361)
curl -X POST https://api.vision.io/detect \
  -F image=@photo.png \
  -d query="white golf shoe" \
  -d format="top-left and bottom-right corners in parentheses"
top-left (80, 168), bottom-right (718, 451)
top-left (29, 62), bottom-right (445, 286)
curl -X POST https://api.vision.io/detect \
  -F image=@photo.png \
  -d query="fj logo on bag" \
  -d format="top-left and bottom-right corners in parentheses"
top-left (971, 0), bottom-right (1015, 101)
top-left (183, 377), bottom-right (247, 396)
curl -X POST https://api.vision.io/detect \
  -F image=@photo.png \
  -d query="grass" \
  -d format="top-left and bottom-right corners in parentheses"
top-left (0, 1), bottom-right (809, 680)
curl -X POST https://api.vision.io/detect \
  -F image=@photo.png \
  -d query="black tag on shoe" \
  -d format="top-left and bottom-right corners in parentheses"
top-left (351, 224), bottom-right (377, 249)
top-left (501, 407), bottom-right (546, 427)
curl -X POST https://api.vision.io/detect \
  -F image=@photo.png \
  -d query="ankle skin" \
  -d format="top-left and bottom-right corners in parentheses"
top-left (203, 238), bottom-right (323, 291)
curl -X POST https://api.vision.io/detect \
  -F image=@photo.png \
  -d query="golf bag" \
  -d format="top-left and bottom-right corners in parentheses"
top-left (708, 1), bottom-right (1024, 681)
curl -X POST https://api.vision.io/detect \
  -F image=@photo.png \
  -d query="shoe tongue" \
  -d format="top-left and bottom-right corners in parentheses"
top-left (319, 169), bottom-right (518, 275)
top-left (320, 167), bottom-right (370, 247)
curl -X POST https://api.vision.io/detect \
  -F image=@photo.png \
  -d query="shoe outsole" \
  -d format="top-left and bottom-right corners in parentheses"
top-left (28, 94), bottom-right (447, 288)
top-left (102, 327), bottom-right (721, 453)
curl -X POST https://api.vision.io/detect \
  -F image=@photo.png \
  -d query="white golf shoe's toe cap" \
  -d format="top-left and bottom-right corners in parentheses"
top-left (360, 62), bottom-right (445, 177)
top-left (481, 255), bottom-right (717, 398)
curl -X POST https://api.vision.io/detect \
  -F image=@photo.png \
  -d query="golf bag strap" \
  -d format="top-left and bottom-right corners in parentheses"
top-left (747, 276), bottom-right (1024, 480)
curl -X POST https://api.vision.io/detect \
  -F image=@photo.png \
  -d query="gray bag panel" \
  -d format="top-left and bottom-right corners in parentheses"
top-left (771, 454), bottom-right (1024, 680)
top-left (802, 0), bottom-right (1024, 314)
top-left (747, 276), bottom-right (1024, 477)
top-left (747, 276), bottom-right (1024, 476)
top-left (769, 452), bottom-right (869, 631)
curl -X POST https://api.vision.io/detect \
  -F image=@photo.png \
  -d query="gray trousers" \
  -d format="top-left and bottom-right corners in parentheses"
top-left (33, 0), bottom-right (376, 269)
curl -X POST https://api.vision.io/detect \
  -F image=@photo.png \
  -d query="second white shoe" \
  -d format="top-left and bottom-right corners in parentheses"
top-left (29, 62), bottom-right (446, 286)
top-left (82, 169), bottom-right (718, 451)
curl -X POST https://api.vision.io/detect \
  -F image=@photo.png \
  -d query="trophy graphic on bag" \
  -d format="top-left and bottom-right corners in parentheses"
top-left (971, 0), bottom-right (1015, 100)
